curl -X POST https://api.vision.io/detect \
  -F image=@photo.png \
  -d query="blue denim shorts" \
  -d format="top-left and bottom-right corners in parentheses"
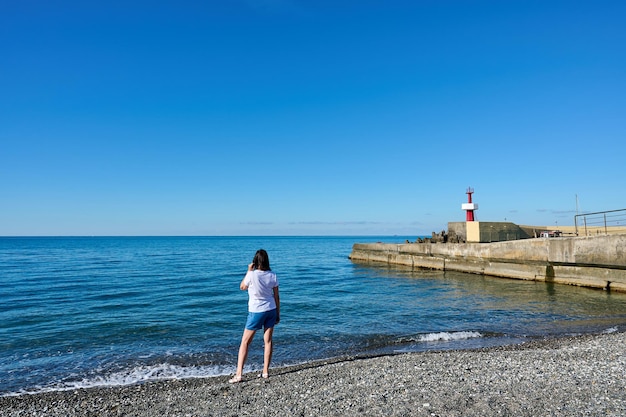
top-left (245, 309), bottom-right (277, 331)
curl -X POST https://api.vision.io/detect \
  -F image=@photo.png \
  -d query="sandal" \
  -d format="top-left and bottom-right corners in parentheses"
top-left (258, 373), bottom-right (269, 379)
top-left (228, 375), bottom-right (242, 384)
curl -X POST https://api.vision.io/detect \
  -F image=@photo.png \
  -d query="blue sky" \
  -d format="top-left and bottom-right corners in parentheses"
top-left (1, 0), bottom-right (625, 236)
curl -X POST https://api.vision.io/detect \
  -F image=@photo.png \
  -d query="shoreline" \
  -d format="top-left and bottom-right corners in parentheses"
top-left (2, 332), bottom-right (625, 416)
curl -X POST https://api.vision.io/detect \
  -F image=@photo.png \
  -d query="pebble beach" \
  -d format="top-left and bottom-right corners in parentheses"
top-left (2, 331), bottom-right (625, 417)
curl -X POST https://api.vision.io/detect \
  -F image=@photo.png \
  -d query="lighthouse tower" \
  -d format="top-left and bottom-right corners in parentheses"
top-left (462, 187), bottom-right (478, 221)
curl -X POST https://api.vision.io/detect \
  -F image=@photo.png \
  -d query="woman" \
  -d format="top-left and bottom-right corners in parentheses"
top-left (229, 249), bottom-right (280, 383)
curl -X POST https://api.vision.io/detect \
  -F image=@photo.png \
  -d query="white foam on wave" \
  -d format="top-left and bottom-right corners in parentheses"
top-left (418, 331), bottom-right (483, 342)
top-left (602, 326), bottom-right (618, 334)
top-left (6, 363), bottom-right (235, 397)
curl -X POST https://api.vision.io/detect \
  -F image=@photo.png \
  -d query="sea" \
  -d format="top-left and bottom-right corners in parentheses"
top-left (2, 236), bottom-right (626, 397)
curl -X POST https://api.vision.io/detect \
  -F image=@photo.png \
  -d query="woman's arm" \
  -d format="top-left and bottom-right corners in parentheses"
top-left (240, 277), bottom-right (248, 290)
top-left (240, 263), bottom-right (254, 290)
top-left (273, 286), bottom-right (280, 324)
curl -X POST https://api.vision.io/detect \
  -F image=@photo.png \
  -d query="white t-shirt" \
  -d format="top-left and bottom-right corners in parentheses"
top-left (244, 269), bottom-right (279, 313)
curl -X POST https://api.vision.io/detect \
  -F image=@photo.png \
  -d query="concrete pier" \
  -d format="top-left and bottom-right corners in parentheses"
top-left (349, 234), bottom-right (626, 292)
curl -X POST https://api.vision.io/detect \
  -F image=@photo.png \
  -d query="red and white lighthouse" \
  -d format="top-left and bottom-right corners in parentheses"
top-left (462, 187), bottom-right (478, 221)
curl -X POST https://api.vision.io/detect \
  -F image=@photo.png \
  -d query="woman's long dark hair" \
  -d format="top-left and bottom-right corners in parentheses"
top-left (252, 249), bottom-right (271, 271)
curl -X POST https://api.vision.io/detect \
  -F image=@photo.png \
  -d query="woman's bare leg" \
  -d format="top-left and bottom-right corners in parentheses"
top-left (235, 329), bottom-right (256, 378)
top-left (262, 327), bottom-right (274, 376)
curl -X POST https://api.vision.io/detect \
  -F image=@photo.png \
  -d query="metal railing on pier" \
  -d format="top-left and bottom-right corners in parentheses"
top-left (574, 209), bottom-right (626, 236)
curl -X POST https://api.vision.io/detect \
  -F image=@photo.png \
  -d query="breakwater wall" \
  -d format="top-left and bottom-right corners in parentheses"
top-left (349, 234), bottom-right (626, 292)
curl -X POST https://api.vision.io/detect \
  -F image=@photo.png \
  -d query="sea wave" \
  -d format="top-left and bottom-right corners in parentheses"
top-left (417, 331), bottom-right (483, 342)
top-left (395, 331), bottom-right (483, 344)
top-left (4, 363), bottom-right (234, 397)
top-left (602, 326), bottom-right (619, 334)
